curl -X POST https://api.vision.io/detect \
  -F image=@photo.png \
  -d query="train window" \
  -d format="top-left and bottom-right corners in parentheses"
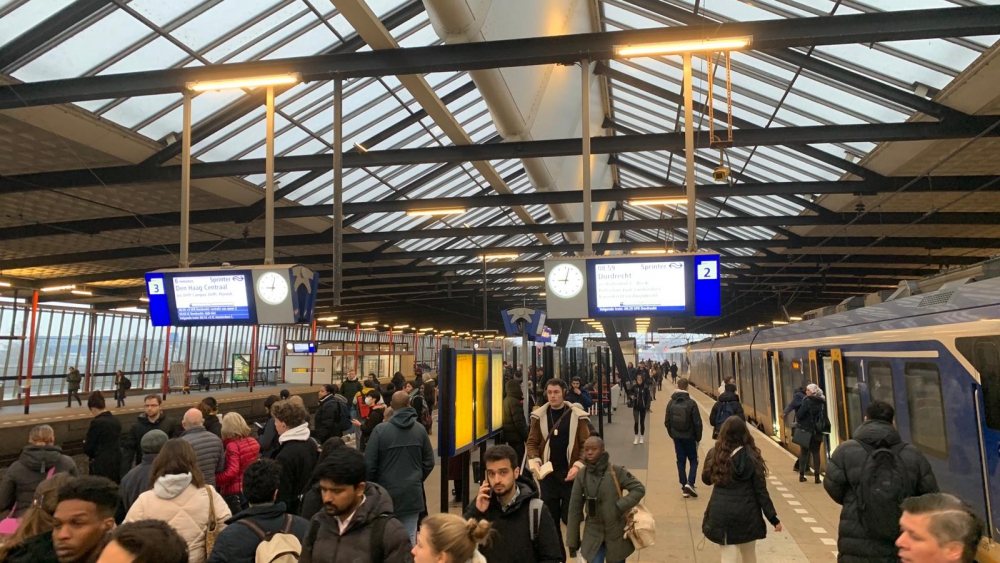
top-left (904, 362), bottom-right (948, 459)
top-left (869, 361), bottom-right (895, 406)
top-left (780, 356), bottom-right (804, 415)
top-left (843, 360), bottom-right (865, 434)
top-left (957, 336), bottom-right (1000, 431)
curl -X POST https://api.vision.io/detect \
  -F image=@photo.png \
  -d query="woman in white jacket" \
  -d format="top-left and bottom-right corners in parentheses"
top-left (124, 438), bottom-right (231, 563)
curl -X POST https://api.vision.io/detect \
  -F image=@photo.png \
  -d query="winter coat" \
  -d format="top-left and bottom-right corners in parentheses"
top-left (463, 477), bottom-right (563, 563)
top-left (782, 388), bottom-right (806, 418)
top-left (360, 406), bottom-right (386, 450)
top-left (709, 388), bottom-right (747, 436)
top-left (117, 453), bottom-right (156, 521)
top-left (313, 393), bottom-right (344, 443)
top-left (0, 445), bottom-right (79, 517)
top-left (208, 502), bottom-right (310, 563)
top-left (84, 411), bottom-right (122, 483)
top-left (364, 407), bottom-right (434, 516)
top-left (125, 473), bottom-right (231, 563)
top-left (628, 383), bottom-right (651, 411)
top-left (66, 369), bottom-right (81, 392)
top-left (216, 437), bottom-right (260, 497)
top-left (701, 446), bottom-right (780, 545)
top-left (564, 388), bottom-right (593, 411)
top-left (4, 531), bottom-right (58, 563)
top-left (665, 390), bottom-right (703, 441)
top-left (271, 425), bottom-right (319, 514)
top-left (181, 426), bottom-right (226, 488)
top-left (299, 482), bottom-right (412, 563)
top-left (796, 395), bottom-right (828, 434)
top-left (824, 420), bottom-right (939, 563)
top-left (567, 452), bottom-right (645, 563)
top-left (340, 377), bottom-right (364, 405)
top-left (257, 418), bottom-right (278, 458)
top-left (526, 403), bottom-right (591, 471)
top-left (502, 379), bottom-right (529, 444)
top-left (123, 413), bottom-right (180, 467)
top-left (205, 415), bottom-right (222, 439)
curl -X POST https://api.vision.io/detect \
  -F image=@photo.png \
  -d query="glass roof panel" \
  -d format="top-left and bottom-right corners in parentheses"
top-left (0, 0), bottom-right (75, 50)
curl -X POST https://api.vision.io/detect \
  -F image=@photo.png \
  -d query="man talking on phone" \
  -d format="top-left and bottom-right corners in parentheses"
top-left (465, 445), bottom-right (563, 563)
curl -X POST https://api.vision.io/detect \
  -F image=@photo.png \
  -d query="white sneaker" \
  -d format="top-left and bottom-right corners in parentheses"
top-left (633, 436), bottom-right (639, 445)
top-left (639, 435), bottom-right (644, 444)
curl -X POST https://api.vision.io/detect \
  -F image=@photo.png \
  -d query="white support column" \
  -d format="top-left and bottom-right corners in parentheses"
top-left (581, 58), bottom-right (593, 254)
top-left (683, 52), bottom-right (698, 252)
top-left (333, 78), bottom-right (344, 307)
top-left (264, 86), bottom-right (276, 265)
top-left (180, 91), bottom-right (192, 268)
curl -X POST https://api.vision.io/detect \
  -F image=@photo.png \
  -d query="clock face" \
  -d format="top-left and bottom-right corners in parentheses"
top-left (257, 272), bottom-right (289, 305)
top-left (547, 263), bottom-right (585, 299)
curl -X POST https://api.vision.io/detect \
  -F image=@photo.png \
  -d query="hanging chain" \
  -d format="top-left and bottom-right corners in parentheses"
top-left (725, 50), bottom-right (734, 144)
top-left (707, 53), bottom-right (716, 145)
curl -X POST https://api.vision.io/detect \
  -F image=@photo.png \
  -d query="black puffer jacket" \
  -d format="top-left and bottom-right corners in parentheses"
top-left (796, 395), bottom-right (828, 434)
top-left (824, 420), bottom-right (939, 563)
top-left (0, 445), bottom-right (79, 517)
top-left (313, 393), bottom-right (343, 443)
top-left (702, 446), bottom-right (779, 545)
top-left (628, 383), bottom-right (651, 411)
top-left (502, 379), bottom-right (529, 443)
top-left (299, 483), bottom-right (411, 563)
top-left (464, 477), bottom-right (563, 563)
top-left (709, 387), bottom-right (746, 438)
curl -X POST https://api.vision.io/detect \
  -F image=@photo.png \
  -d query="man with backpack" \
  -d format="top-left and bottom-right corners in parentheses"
top-left (664, 378), bottom-right (703, 498)
top-left (464, 445), bottom-right (563, 563)
top-left (314, 384), bottom-right (351, 443)
top-left (824, 400), bottom-right (938, 563)
top-left (404, 381), bottom-right (433, 433)
top-left (709, 382), bottom-right (746, 439)
top-left (208, 459), bottom-right (310, 563)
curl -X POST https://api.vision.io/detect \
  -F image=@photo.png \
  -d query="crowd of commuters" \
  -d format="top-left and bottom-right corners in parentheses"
top-left (0, 363), bottom-right (988, 563)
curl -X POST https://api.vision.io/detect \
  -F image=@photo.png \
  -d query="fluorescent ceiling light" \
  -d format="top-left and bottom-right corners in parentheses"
top-left (628, 197), bottom-right (687, 206)
top-left (789, 316), bottom-right (802, 321)
top-left (636, 317), bottom-right (650, 321)
top-left (478, 253), bottom-right (520, 261)
top-left (0, 281), bottom-right (10, 288)
top-left (71, 290), bottom-right (93, 296)
top-left (354, 143), bottom-right (368, 153)
top-left (140, 297), bottom-right (149, 302)
top-left (539, 292), bottom-right (547, 297)
top-left (419, 327), bottom-right (434, 332)
top-left (615, 36), bottom-right (752, 58)
top-left (187, 73), bottom-right (300, 92)
top-left (406, 207), bottom-right (466, 216)
top-left (113, 307), bottom-right (147, 314)
top-left (516, 276), bottom-right (545, 282)
top-left (632, 249), bottom-right (667, 255)
top-left (393, 324), bottom-right (409, 329)
top-left (360, 321), bottom-right (378, 326)
top-left (41, 285), bottom-right (75, 292)
top-left (772, 320), bottom-right (788, 325)
top-left (317, 316), bottom-right (338, 322)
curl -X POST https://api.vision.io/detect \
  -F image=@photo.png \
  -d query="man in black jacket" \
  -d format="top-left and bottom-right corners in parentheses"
top-left (314, 384), bottom-right (344, 443)
top-left (209, 459), bottom-right (310, 563)
top-left (122, 394), bottom-right (180, 468)
top-left (664, 378), bottom-right (703, 498)
top-left (465, 445), bottom-right (562, 563)
top-left (824, 400), bottom-right (939, 563)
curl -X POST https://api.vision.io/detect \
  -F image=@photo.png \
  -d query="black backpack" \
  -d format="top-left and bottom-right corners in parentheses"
top-left (121, 377), bottom-right (132, 390)
top-left (813, 402), bottom-right (831, 434)
top-left (856, 441), bottom-right (910, 542)
top-left (668, 399), bottom-right (692, 433)
top-left (335, 398), bottom-right (352, 432)
top-left (714, 400), bottom-right (738, 431)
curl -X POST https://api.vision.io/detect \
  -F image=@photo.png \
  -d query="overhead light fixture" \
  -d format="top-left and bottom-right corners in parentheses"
top-left (354, 142), bottom-right (368, 153)
top-left (0, 281), bottom-right (10, 288)
top-left (360, 321), bottom-right (378, 326)
top-left (187, 73), bottom-right (300, 92)
top-left (615, 36), bottom-right (752, 58)
top-left (317, 316), bottom-right (338, 322)
top-left (140, 296), bottom-right (150, 302)
top-left (477, 253), bottom-right (520, 261)
top-left (441, 330), bottom-right (455, 334)
top-left (539, 292), bottom-right (547, 297)
top-left (41, 285), bottom-right (75, 293)
top-left (346, 320), bottom-right (356, 324)
top-left (581, 318), bottom-right (594, 322)
top-left (515, 276), bottom-right (546, 282)
top-left (789, 316), bottom-right (802, 321)
top-left (393, 324), bottom-right (409, 329)
top-left (628, 197), bottom-right (687, 206)
top-left (419, 327), bottom-right (434, 332)
top-left (632, 249), bottom-right (667, 255)
top-left (772, 320), bottom-right (788, 325)
top-left (406, 207), bottom-right (466, 216)
top-left (636, 317), bottom-right (650, 321)
top-left (113, 307), bottom-right (147, 314)
top-left (71, 289), bottom-right (93, 296)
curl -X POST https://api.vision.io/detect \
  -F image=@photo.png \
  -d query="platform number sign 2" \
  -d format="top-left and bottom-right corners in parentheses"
top-left (697, 261), bottom-right (718, 280)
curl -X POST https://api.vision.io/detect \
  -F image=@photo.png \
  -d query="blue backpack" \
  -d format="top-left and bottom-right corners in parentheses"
top-left (715, 401), bottom-right (739, 431)
top-left (335, 397), bottom-right (352, 432)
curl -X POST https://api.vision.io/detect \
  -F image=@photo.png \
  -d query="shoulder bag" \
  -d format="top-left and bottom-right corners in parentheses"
top-left (205, 486), bottom-right (221, 557)
top-left (610, 466), bottom-right (655, 550)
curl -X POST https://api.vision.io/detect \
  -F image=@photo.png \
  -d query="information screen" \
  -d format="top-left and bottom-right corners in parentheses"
top-left (172, 274), bottom-right (251, 321)
top-left (591, 260), bottom-right (687, 314)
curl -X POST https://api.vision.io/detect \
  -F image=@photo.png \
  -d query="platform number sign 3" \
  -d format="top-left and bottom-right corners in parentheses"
top-left (697, 261), bottom-right (718, 280)
top-left (148, 278), bottom-right (165, 295)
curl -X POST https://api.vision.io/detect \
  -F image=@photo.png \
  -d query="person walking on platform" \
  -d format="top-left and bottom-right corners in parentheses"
top-left (795, 384), bottom-right (830, 484)
top-left (897, 493), bottom-right (985, 563)
top-left (702, 417), bottom-right (782, 563)
top-left (665, 378), bottom-right (703, 498)
top-left (669, 362), bottom-right (678, 385)
top-left (629, 373), bottom-right (652, 445)
top-left (502, 380), bottom-right (529, 466)
top-left (565, 377), bottom-right (593, 412)
top-left (123, 394), bottom-right (180, 469)
top-left (824, 400), bottom-right (938, 563)
top-left (465, 445), bottom-right (563, 563)
top-left (0, 424), bottom-right (79, 519)
top-left (710, 383), bottom-right (746, 440)
top-left (717, 376), bottom-right (735, 397)
top-left (567, 436), bottom-right (646, 563)
top-left (65, 367), bottom-right (82, 408)
top-left (526, 378), bottom-right (591, 561)
top-left (113, 370), bottom-right (129, 408)
top-left (84, 392), bottom-right (122, 483)
top-left (181, 408), bottom-right (226, 489)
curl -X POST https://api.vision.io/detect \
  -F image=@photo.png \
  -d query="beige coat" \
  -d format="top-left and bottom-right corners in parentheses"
top-left (124, 473), bottom-right (231, 563)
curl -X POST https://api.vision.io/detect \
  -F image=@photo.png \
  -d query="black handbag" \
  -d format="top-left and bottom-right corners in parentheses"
top-left (792, 427), bottom-right (813, 448)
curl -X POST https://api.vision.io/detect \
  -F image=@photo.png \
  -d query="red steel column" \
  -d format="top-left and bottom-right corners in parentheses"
top-left (84, 311), bottom-right (96, 393)
top-left (354, 325), bottom-right (360, 376)
top-left (22, 291), bottom-right (39, 415)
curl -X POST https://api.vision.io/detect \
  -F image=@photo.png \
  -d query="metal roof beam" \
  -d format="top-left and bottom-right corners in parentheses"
top-left (2, 6), bottom-right (997, 109)
top-left (0, 0), bottom-right (115, 72)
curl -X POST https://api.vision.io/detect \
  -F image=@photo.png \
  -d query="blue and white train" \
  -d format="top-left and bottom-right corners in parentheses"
top-left (685, 274), bottom-right (1000, 548)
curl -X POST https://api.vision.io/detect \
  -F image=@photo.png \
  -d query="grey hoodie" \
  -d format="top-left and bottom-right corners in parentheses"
top-left (364, 407), bottom-right (435, 516)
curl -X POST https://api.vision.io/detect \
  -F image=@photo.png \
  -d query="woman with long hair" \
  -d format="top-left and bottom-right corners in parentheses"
top-left (0, 472), bottom-right (75, 563)
top-left (84, 391), bottom-right (122, 483)
top-left (412, 514), bottom-right (492, 563)
top-left (216, 412), bottom-right (260, 516)
top-left (125, 439), bottom-right (230, 563)
top-left (702, 417), bottom-right (782, 563)
top-left (628, 374), bottom-right (652, 445)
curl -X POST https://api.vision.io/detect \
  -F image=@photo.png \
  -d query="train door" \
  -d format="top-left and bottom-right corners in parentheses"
top-left (810, 349), bottom-right (848, 455)
top-left (767, 351), bottom-right (782, 438)
top-left (959, 336), bottom-right (1000, 541)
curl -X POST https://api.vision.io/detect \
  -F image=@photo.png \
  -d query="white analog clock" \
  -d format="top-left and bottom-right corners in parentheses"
top-left (547, 263), bottom-right (585, 299)
top-left (257, 272), bottom-right (289, 305)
